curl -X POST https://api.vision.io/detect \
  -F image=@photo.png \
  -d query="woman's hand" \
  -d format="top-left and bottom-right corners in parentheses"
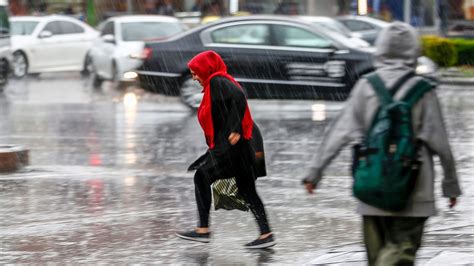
top-left (303, 181), bottom-right (317, 194)
top-left (228, 132), bottom-right (241, 145)
top-left (449, 197), bottom-right (457, 209)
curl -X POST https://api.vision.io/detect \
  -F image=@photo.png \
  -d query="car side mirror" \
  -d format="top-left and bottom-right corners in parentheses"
top-left (38, 30), bottom-right (53, 38)
top-left (102, 34), bottom-right (116, 44)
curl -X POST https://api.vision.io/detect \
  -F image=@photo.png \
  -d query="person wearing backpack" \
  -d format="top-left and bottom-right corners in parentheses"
top-left (302, 22), bottom-right (462, 265)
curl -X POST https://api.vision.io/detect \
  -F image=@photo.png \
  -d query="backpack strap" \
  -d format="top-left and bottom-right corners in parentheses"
top-left (366, 73), bottom-right (392, 106)
top-left (365, 71), bottom-right (415, 106)
top-left (389, 71), bottom-right (416, 96)
top-left (401, 78), bottom-right (435, 108)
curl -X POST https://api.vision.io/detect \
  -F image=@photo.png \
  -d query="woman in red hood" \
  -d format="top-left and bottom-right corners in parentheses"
top-left (175, 50), bottom-right (275, 249)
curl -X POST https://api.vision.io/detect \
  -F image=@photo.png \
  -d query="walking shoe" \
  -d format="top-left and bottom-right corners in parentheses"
top-left (176, 230), bottom-right (211, 243)
top-left (244, 234), bottom-right (276, 249)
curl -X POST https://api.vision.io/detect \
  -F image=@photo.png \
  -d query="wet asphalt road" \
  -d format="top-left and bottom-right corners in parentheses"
top-left (0, 73), bottom-right (473, 264)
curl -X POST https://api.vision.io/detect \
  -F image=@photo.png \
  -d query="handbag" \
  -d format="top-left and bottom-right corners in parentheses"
top-left (212, 178), bottom-right (249, 212)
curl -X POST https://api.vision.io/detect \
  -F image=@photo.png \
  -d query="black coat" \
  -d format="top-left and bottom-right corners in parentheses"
top-left (188, 76), bottom-right (266, 178)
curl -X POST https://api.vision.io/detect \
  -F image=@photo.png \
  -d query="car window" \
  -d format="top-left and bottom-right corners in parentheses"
top-left (101, 21), bottom-right (114, 36)
top-left (273, 25), bottom-right (332, 48)
top-left (341, 20), bottom-right (374, 32)
top-left (0, 6), bottom-right (9, 37)
top-left (11, 21), bottom-right (39, 35)
top-left (43, 21), bottom-right (62, 35)
top-left (121, 22), bottom-right (185, 41)
top-left (211, 24), bottom-right (270, 45)
top-left (60, 21), bottom-right (85, 34)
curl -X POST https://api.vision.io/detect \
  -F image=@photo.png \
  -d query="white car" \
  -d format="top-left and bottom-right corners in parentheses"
top-left (10, 15), bottom-right (99, 78)
top-left (337, 16), bottom-right (390, 45)
top-left (297, 16), bottom-right (371, 48)
top-left (0, 0), bottom-right (12, 91)
top-left (299, 16), bottom-right (437, 76)
top-left (88, 15), bottom-right (187, 86)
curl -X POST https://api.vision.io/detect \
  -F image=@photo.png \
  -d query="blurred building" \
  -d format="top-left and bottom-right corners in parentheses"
top-left (9, 0), bottom-right (84, 15)
top-left (338, 0), bottom-right (472, 24)
top-left (8, 0), bottom-right (472, 29)
top-left (240, 0), bottom-right (473, 32)
top-left (466, 0), bottom-right (474, 19)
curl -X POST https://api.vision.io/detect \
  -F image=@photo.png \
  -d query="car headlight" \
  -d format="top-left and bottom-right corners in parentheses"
top-left (123, 71), bottom-right (138, 79)
top-left (416, 65), bottom-right (430, 75)
top-left (416, 56), bottom-right (437, 75)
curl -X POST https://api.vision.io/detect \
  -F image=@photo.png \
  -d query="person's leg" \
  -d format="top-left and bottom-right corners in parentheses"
top-left (234, 172), bottom-right (271, 236)
top-left (235, 172), bottom-right (276, 249)
top-left (375, 216), bottom-right (428, 266)
top-left (362, 216), bottom-right (385, 266)
top-left (176, 168), bottom-right (217, 242)
top-left (194, 168), bottom-right (214, 229)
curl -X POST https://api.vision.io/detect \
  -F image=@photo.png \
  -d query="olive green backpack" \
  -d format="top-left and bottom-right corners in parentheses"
top-left (352, 72), bottom-right (434, 212)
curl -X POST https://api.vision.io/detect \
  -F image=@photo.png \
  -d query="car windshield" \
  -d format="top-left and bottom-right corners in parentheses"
top-left (121, 22), bottom-right (185, 41)
top-left (11, 21), bottom-right (39, 35)
top-left (312, 21), bottom-right (352, 38)
top-left (359, 18), bottom-right (389, 28)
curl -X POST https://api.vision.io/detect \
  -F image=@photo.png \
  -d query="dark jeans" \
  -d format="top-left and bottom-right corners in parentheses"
top-left (363, 216), bottom-right (428, 266)
top-left (194, 167), bottom-right (271, 234)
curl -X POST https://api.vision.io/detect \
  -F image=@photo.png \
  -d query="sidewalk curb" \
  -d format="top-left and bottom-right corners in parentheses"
top-left (440, 77), bottom-right (474, 86)
top-left (0, 145), bottom-right (29, 173)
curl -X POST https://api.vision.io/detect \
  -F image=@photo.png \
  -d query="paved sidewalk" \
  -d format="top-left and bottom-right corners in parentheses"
top-left (439, 68), bottom-right (474, 86)
top-left (308, 245), bottom-right (474, 266)
top-left (308, 242), bottom-right (473, 265)
top-left (1, 80), bottom-right (472, 264)
top-left (1, 166), bottom-right (473, 264)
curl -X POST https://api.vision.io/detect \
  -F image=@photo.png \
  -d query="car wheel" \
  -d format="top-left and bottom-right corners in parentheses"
top-left (91, 63), bottom-right (103, 89)
top-left (0, 59), bottom-right (9, 91)
top-left (111, 62), bottom-right (118, 81)
top-left (111, 61), bottom-right (124, 83)
top-left (91, 66), bottom-right (104, 88)
top-left (13, 51), bottom-right (28, 78)
top-left (81, 54), bottom-right (93, 77)
top-left (87, 57), bottom-right (103, 89)
top-left (179, 76), bottom-right (203, 110)
top-left (92, 74), bottom-right (103, 88)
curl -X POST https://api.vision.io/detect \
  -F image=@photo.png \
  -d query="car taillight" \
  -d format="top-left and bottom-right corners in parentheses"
top-left (141, 47), bottom-right (153, 60)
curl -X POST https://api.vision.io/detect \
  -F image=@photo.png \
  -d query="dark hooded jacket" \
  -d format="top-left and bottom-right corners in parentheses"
top-left (187, 51), bottom-right (266, 178)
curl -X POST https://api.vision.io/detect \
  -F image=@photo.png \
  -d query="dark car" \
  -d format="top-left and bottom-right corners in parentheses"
top-left (137, 15), bottom-right (377, 108)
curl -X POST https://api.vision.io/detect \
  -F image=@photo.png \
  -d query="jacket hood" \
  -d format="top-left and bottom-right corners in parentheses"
top-left (187, 50), bottom-right (227, 87)
top-left (374, 21), bottom-right (420, 69)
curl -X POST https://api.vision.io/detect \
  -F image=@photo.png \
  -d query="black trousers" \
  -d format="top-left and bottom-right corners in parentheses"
top-left (193, 142), bottom-right (271, 234)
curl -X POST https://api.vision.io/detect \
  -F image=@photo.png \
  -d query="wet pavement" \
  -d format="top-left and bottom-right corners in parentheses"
top-left (0, 73), bottom-right (473, 264)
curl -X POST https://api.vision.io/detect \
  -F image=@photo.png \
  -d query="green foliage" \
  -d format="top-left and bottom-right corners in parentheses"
top-left (421, 35), bottom-right (458, 67)
top-left (421, 36), bottom-right (474, 67)
top-left (450, 39), bottom-right (474, 66)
